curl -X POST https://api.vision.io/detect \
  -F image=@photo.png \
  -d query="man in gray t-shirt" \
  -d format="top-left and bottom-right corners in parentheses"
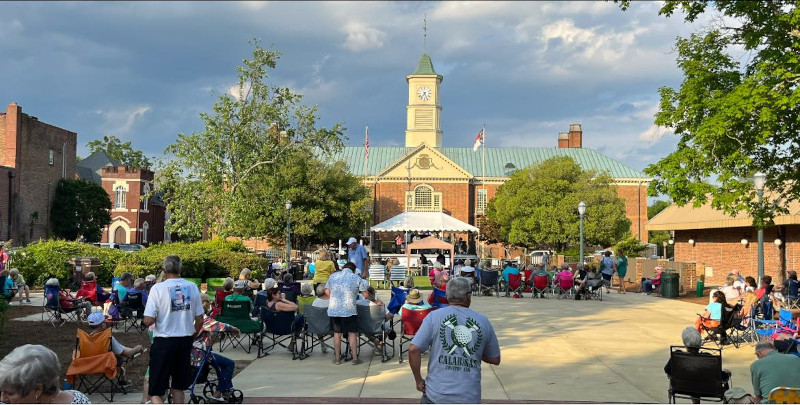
top-left (409, 277), bottom-right (501, 404)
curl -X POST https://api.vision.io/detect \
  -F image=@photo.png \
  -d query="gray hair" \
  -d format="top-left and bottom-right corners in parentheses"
top-left (300, 283), bottom-right (313, 296)
top-left (222, 277), bottom-right (234, 291)
top-left (446, 277), bottom-right (472, 302)
top-left (433, 262), bottom-right (444, 270)
top-left (163, 255), bottom-right (182, 275)
top-left (9, 268), bottom-right (18, 276)
top-left (315, 284), bottom-right (327, 297)
top-left (45, 278), bottom-right (59, 287)
top-left (464, 259), bottom-right (472, 266)
top-left (145, 274), bottom-right (156, 281)
top-left (0, 344), bottom-right (61, 397)
top-left (681, 327), bottom-right (702, 349)
top-left (404, 276), bottom-right (415, 289)
top-left (755, 340), bottom-right (775, 354)
top-left (561, 263), bottom-right (570, 269)
top-left (133, 278), bottom-right (145, 289)
top-left (84, 272), bottom-right (96, 281)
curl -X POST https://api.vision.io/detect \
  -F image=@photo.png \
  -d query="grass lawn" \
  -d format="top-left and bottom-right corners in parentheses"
top-left (366, 275), bottom-right (432, 290)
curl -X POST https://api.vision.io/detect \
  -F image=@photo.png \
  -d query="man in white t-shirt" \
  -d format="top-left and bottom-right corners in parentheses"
top-left (143, 255), bottom-right (203, 404)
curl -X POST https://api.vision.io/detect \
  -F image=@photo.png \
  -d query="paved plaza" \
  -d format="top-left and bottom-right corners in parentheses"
top-left (13, 290), bottom-right (758, 403)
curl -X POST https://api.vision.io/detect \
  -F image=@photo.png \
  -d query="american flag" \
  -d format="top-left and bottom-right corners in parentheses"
top-left (364, 126), bottom-right (370, 158)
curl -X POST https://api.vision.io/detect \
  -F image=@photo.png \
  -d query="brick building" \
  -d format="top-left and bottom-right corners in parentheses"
top-left (326, 53), bottom-right (651, 253)
top-left (0, 102), bottom-right (77, 243)
top-left (77, 151), bottom-right (169, 245)
top-left (646, 198), bottom-right (800, 285)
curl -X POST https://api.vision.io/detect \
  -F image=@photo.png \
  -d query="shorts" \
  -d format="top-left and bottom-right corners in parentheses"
top-left (331, 315), bottom-right (358, 334)
top-left (601, 273), bottom-right (613, 281)
top-left (148, 336), bottom-right (194, 396)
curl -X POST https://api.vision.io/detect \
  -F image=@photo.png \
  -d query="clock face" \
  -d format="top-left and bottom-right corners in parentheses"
top-left (417, 86), bottom-right (432, 101)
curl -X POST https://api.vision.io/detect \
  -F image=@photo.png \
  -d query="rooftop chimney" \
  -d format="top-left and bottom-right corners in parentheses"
top-left (557, 132), bottom-right (569, 149)
top-left (568, 124), bottom-right (582, 148)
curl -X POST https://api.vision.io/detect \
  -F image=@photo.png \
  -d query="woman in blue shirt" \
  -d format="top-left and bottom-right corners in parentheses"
top-left (694, 290), bottom-right (727, 334)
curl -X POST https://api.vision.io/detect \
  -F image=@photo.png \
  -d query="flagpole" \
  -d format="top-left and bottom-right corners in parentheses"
top-left (364, 125), bottom-right (369, 183)
top-left (481, 123), bottom-right (486, 260)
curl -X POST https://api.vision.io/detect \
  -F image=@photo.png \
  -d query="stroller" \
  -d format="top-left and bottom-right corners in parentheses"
top-left (187, 345), bottom-right (244, 404)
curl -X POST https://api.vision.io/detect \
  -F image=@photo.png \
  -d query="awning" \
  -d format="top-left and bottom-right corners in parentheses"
top-left (370, 211), bottom-right (479, 233)
top-left (406, 236), bottom-right (455, 268)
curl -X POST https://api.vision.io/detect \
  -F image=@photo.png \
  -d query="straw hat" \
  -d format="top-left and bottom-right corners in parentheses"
top-left (406, 289), bottom-right (423, 304)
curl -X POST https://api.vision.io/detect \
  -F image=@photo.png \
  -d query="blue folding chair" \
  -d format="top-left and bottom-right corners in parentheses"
top-left (387, 286), bottom-right (408, 315)
top-left (431, 288), bottom-right (448, 309)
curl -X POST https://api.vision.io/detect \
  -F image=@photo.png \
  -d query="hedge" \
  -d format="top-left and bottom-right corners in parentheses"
top-left (13, 239), bottom-right (268, 287)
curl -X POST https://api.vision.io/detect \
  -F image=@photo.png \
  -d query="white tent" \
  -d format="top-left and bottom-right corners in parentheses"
top-left (370, 211), bottom-right (479, 233)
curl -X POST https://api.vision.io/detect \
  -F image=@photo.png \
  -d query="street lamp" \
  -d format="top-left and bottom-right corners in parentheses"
top-left (754, 172), bottom-right (766, 281)
top-left (578, 201), bottom-right (586, 265)
top-left (285, 200), bottom-right (292, 265)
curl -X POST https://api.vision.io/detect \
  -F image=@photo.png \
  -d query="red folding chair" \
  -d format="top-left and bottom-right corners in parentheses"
top-left (210, 290), bottom-right (234, 319)
top-left (533, 274), bottom-right (549, 298)
top-left (522, 270), bottom-right (533, 292)
top-left (399, 307), bottom-right (433, 363)
top-left (75, 280), bottom-right (106, 308)
top-left (505, 273), bottom-right (523, 298)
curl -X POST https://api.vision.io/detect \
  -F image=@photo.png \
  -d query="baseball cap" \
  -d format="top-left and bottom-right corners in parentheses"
top-left (347, 237), bottom-right (358, 245)
top-left (233, 280), bottom-right (247, 290)
top-left (87, 312), bottom-right (105, 326)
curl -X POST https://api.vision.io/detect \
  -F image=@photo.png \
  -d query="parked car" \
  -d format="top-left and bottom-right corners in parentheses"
top-left (528, 250), bottom-right (552, 266)
top-left (118, 244), bottom-right (145, 252)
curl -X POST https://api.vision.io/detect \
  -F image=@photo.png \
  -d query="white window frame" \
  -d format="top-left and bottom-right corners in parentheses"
top-left (142, 183), bottom-right (150, 212)
top-left (142, 221), bottom-right (149, 243)
top-left (477, 188), bottom-right (487, 214)
top-left (405, 184), bottom-right (442, 212)
top-left (48, 150), bottom-right (54, 166)
top-left (114, 186), bottom-right (127, 209)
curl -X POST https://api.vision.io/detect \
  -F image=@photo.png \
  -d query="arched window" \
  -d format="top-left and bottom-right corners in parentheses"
top-left (405, 184), bottom-right (442, 212)
top-left (504, 163), bottom-right (517, 176)
top-left (142, 222), bottom-right (149, 243)
top-left (115, 186), bottom-right (127, 209)
top-left (142, 183), bottom-right (150, 211)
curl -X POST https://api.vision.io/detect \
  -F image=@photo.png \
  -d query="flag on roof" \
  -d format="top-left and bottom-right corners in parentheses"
top-left (473, 128), bottom-right (484, 152)
top-left (365, 126), bottom-right (370, 159)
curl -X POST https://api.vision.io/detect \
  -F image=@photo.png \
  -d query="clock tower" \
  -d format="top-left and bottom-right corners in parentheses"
top-left (405, 53), bottom-right (443, 148)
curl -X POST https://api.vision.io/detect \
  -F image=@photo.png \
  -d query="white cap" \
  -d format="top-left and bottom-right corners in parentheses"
top-left (347, 237), bottom-right (358, 245)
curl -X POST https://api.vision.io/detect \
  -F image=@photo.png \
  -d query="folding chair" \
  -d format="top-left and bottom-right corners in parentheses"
top-left (42, 284), bottom-right (82, 326)
top-left (389, 265), bottom-right (407, 287)
top-left (211, 290), bottom-right (233, 319)
top-left (522, 269), bottom-right (533, 292)
top-left (699, 304), bottom-right (740, 349)
top-left (768, 387), bottom-right (800, 404)
top-left (278, 282), bottom-right (301, 303)
top-left (479, 270), bottom-right (499, 297)
top-left (259, 308), bottom-right (301, 360)
top-left (785, 279), bottom-right (800, 309)
top-left (532, 273), bottom-right (549, 298)
top-left (356, 304), bottom-right (394, 362)
top-left (753, 307), bottom-right (794, 341)
top-left (217, 301), bottom-right (262, 354)
top-left (119, 291), bottom-right (146, 332)
top-left (297, 295), bottom-right (316, 315)
top-left (75, 280), bottom-right (105, 309)
top-left (431, 288), bottom-right (448, 309)
top-left (368, 265), bottom-right (387, 289)
top-left (730, 306), bottom-right (757, 346)
top-left (387, 286), bottom-right (408, 315)
top-left (66, 328), bottom-right (123, 402)
top-left (555, 275), bottom-right (575, 300)
top-left (399, 307), bottom-right (432, 363)
top-left (301, 305), bottom-right (333, 357)
top-left (500, 273), bottom-right (523, 298)
top-left (667, 346), bottom-right (727, 403)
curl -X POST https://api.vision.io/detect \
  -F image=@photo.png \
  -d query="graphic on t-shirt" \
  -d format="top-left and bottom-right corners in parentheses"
top-left (437, 314), bottom-right (483, 371)
top-left (170, 285), bottom-right (191, 311)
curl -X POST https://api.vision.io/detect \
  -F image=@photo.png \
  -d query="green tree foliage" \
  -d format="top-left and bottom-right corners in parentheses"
top-left (158, 40), bottom-right (362, 245)
top-left (617, 1), bottom-right (800, 225)
top-left (50, 179), bottom-right (111, 242)
top-left (485, 156), bottom-right (631, 251)
top-left (615, 236), bottom-right (649, 257)
top-left (647, 200), bottom-right (672, 250)
top-left (648, 200), bottom-right (671, 219)
top-left (87, 135), bottom-right (151, 169)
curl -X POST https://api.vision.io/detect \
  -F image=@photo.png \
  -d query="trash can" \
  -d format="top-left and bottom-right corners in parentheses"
top-left (69, 257), bottom-right (100, 290)
top-left (661, 269), bottom-right (679, 298)
top-left (696, 280), bottom-right (704, 298)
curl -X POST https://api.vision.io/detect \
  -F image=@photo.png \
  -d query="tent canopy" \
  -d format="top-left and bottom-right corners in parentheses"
top-left (370, 211), bottom-right (479, 233)
top-left (405, 236), bottom-right (454, 269)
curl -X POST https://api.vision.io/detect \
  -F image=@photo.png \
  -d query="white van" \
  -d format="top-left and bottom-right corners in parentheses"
top-left (529, 250), bottom-right (552, 266)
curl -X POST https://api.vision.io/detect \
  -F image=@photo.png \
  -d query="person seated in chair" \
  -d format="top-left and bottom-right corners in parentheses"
top-left (721, 275), bottom-right (743, 305)
top-left (429, 262), bottom-right (446, 286)
top-left (8, 269), bottom-right (30, 304)
top-left (664, 327), bottom-right (731, 404)
top-left (399, 276), bottom-right (415, 291)
top-left (749, 340), bottom-right (800, 403)
top-left (226, 280), bottom-right (254, 313)
top-left (501, 261), bottom-right (519, 285)
top-left (238, 268), bottom-right (260, 299)
top-left (197, 294), bottom-right (240, 403)
top-left (312, 284), bottom-right (330, 308)
top-left (86, 312), bottom-right (144, 387)
top-left (264, 281), bottom-right (303, 350)
top-left (82, 272), bottom-right (111, 303)
top-left (113, 273), bottom-right (133, 303)
top-left (694, 291), bottom-right (727, 336)
top-left (123, 278), bottom-right (149, 307)
top-left (356, 285), bottom-right (394, 353)
top-left (1, 269), bottom-right (17, 302)
top-left (578, 267), bottom-right (603, 296)
top-left (144, 274), bottom-right (156, 292)
top-left (45, 278), bottom-right (91, 320)
top-left (402, 289), bottom-right (431, 311)
top-left (642, 266), bottom-right (663, 295)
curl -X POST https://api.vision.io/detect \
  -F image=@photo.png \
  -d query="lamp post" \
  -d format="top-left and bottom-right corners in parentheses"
top-left (754, 172), bottom-right (766, 281)
top-left (578, 201), bottom-right (586, 265)
top-left (285, 200), bottom-right (292, 265)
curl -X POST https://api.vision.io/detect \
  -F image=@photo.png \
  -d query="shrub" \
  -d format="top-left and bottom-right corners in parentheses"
top-left (12, 240), bottom-right (125, 286)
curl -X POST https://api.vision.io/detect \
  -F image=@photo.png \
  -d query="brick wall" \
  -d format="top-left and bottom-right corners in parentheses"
top-left (373, 181), bottom-right (471, 224)
top-left (616, 183), bottom-right (649, 242)
top-left (101, 165), bottom-right (166, 245)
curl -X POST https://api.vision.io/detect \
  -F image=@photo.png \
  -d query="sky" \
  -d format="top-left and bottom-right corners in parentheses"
top-left (0, 1), bottom-right (706, 175)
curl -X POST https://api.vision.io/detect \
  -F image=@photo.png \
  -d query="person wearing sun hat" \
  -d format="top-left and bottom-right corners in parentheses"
top-left (402, 289), bottom-right (432, 311)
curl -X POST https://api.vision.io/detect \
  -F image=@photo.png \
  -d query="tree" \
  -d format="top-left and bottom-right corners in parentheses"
top-left (615, 236), bottom-right (649, 257)
top-left (87, 135), bottom-right (151, 169)
top-left (485, 156), bottom-right (631, 251)
top-left (158, 40), bottom-right (353, 243)
top-left (648, 200), bottom-right (671, 219)
top-left (617, 1), bottom-right (800, 226)
top-left (50, 179), bottom-right (112, 242)
top-left (648, 200), bottom-right (672, 252)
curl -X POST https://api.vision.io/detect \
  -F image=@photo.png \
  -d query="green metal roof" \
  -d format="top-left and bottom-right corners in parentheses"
top-left (326, 146), bottom-right (649, 179)
top-left (413, 54), bottom-right (437, 75)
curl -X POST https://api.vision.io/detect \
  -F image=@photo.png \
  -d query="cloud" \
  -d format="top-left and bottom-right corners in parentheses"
top-left (638, 124), bottom-right (674, 142)
top-left (227, 82), bottom-right (252, 101)
top-left (342, 22), bottom-right (387, 52)
top-left (95, 106), bottom-right (151, 136)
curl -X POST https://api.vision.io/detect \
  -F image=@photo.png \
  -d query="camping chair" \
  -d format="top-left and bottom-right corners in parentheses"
top-left (729, 306), bottom-right (758, 346)
top-left (479, 270), bottom-right (500, 297)
top-left (356, 304), bottom-right (394, 362)
top-left (753, 307), bottom-right (794, 341)
top-left (368, 265), bottom-right (387, 289)
top-left (297, 295), bottom-right (316, 315)
top-left (119, 291), bottom-right (146, 333)
top-left (399, 307), bottom-right (432, 363)
top-left (278, 282), bottom-right (301, 303)
top-left (431, 288), bottom-right (448, 309)
top-left (211, 290), bottom-right (234, 319)
top-left (66, 328), bottom-right (123, 402)
top-left (666, 346), bottom-right (727, 403)
top-left (522, 269), bottom-right (533, 292)
top-left (217, 301), bottom-right (262, 354)
top-left (387, 286), bottom-right (407, 315)
top-left (699, 304), bottom-right (740, 348)
top-left (300, 305), bottom-right (333, 357)
top-left (42, 284), bottom-right (82, 326)
top-left (532, 273), bottom-right (549, 298)
top-left (555, 275), bottom-right (575, 300)
top-left (258, 308), bottom-right (301, 360)
top-left (768, 387), bottom-right (800, 404)
top-left (75, 280), bottom-right (105, 309)
top-left (786, 279), bottom-right (800, 310)
top-left (502, 273), bottom-right (523, 298)
top-left (389, 265), bottom-right (407, 287)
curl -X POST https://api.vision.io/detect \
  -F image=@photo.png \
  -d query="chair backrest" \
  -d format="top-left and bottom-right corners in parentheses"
top-left (76, 280), bottom-right (98, 302)
top-left (523, 270), bottom-right (533, 283)
top-left (779, 309), bottom-right (793, 326)
top-left (788, 279), bottom-right (800, 298)
top-left (220, 300), bottom-right (252, 320)
top-left (390, 266), bottom-right (407, 281)
top-left (534, 274), bottom-right (549, 289)
top-left (668, 346), bottom-right (724, 398)
top-left (431, 288), bottom-right (448, 308)
top-left (252, 292), bottom-right (269, 317)
top-left (357, 304), bottom-right (385, 335)
top-left (558, 274), bottom-right (574, 290)
top-left (387, 287), bottom-right (408, 315)
top-left (480, 271), bottom-right (498, 287)
top-left (76, 328), bottom-right (112, 358)
top-left (401, 307), bottom-right (432, 336)
top-left (508, 273), bottom-right (522, 289)
top-left (304, 305), bottom-right (332, 335)
top-left (720, 304), bottom-right (740, 329)
top-left (369, 265), bottom-right (386, 281)
top-left (763, 299), bottom-right (774, 320)
top-left (297, 295), bottom-right (316, 314)
top-left (44, 285), bottom-right (61, 308)
top-left (768, 386), bottom-right (800, 404)
top-left (260, 307), bottom-right (295, 335)
top-left (123, 291), bottom-right (144, 309)
top-left (278, 282), bottom-right (301, 303)
top-left (215, 290), bottom-right (234, 307)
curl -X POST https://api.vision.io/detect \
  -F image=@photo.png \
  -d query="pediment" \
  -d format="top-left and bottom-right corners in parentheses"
top-left (378, 144), bottom-right (472, 179)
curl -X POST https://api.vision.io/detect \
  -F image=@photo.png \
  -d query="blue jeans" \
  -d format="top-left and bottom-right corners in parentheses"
top-left (642, 280), bottom-right (653, 293)
top-left (211, 353), bottom-right (235, 393)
